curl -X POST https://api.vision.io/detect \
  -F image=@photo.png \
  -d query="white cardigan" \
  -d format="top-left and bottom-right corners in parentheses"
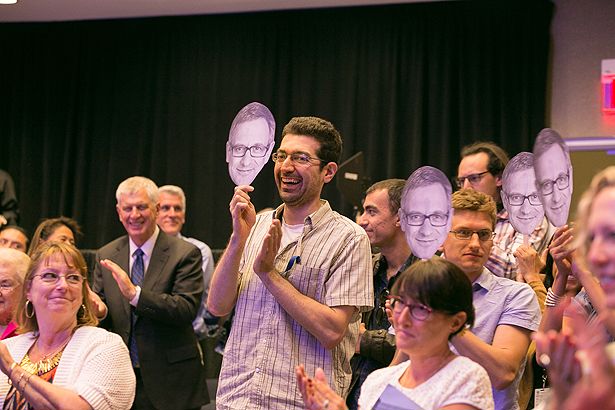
top-left (0, 326), bottom-right (135, 410)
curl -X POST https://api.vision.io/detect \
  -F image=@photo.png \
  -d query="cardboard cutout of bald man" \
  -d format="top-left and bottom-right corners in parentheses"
top-left (226, 102), bottom-right (276, 186)
top-left (533, 128), bottom-right (573, 227)
top-left (399, 166), bottom-right (453, 259)
top-left (502, 152), bottom-right (545, 235)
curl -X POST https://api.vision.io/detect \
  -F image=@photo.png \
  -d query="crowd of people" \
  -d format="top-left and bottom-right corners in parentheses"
top-left (0, 115), bottom-right (613, 410)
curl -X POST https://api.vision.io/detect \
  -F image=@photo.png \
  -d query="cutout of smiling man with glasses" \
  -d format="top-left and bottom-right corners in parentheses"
top-left (226, 102), bottom-right (276, 186)
top-left (399, 166), bottom-right (452, 260)
top-left (533, 128), bottom-right (573, 228)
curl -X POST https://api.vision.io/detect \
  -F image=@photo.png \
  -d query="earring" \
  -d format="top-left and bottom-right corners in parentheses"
top-left (25, 300), bottom-right (35, 319)
top-left (77, 304), bottom-right (87, 319)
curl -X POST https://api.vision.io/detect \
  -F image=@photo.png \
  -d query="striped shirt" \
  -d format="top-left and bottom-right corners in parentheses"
top-left (485, 209), bottom-right (555, 280)
top-left (216, 200), bottom-right (374, 410)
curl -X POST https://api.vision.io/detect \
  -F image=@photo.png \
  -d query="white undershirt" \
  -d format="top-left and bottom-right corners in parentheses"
top-left (280, 219), bottom-right (303, 250)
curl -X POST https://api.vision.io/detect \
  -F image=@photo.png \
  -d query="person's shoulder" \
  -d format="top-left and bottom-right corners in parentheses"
top-left (450, 356), bottom-right (488, 375)
top-left (74, 326), bottom-right (125, 346)
top-left (3, 331), bottom-right (35, 347)
top-left (97, 236), bottom-right (128, 254)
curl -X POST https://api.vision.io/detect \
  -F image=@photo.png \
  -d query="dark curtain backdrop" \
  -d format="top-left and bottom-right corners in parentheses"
top-left (0, 0), bottom-right (553, 250)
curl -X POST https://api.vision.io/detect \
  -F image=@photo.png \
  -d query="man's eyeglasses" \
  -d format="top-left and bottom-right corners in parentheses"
top-left (449, 229), bottom-right (495, 241)
top-left (33, 272), bottom-right (84, 286)
top-left (230, 144), bottom-right (270, 158)
top-left (388, 296), bottom-right (432, 321)
top-left (504, 192), bottom-right (541, 206)
top-left (537, 172), bottom-right (570, 196)
top-left (401, 211), bottom-right (448, 227)
top-left (271, 151), bottom-right (323, 166)
top-left (455, 171), bottom-right (490, 188)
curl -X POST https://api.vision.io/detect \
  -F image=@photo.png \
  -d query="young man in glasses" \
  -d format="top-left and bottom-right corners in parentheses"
top-left (209, 116), bottom-right (373, 410)
top-left (346, 179), bottom-right (418, 410)
top-left (226, 102), bottom-right (276, 186)
top-left (457, 141), bottom-right (552, 280)
top-left (444, 188), bottom-right (540, 410)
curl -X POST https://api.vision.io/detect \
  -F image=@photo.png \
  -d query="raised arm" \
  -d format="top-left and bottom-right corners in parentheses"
top-left (207, 186), bottom-right (256, 317)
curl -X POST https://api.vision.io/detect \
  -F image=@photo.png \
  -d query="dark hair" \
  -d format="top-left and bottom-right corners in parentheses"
top-left (461, 141), bottom-right (510, 178)
top-left (392, 258), bottom-right (474, 338)
top-left (28, 217), bottom-right (83, 256)
top-left (281, 116), bottom-right (343, 168)
top-left (16, 242), bottom-right (98, 333)
top-left (533, 128), bottom-right (570, 167)
top-left (365, 179), bottom-right (406, 215)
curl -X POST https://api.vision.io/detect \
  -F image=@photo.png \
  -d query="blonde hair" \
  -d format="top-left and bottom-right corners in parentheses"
top-left (574, 166), bottom-right (615, 265)
top-left (16, 242), bottom-right (98, 333)
top-left (451, 189), bottom-right (497, 229)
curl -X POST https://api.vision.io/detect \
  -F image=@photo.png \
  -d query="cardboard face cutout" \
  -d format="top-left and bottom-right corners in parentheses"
top-left (226, 102), bottom-right (276, 186)
top-left (533, 128), bottom-right (573, 227)
top-left (502, 152), bottom-right (544, 235)
top-left (399, 166), bottom-right (453, 259)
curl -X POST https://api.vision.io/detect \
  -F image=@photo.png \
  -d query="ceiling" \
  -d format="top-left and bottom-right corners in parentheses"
top-left (0, 0), bottom-right (444, 23)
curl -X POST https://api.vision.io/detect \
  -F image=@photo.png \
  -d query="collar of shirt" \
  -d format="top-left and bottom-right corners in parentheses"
top-left (274, 200), bottom-right (332, 235)
top-left (472, 267), bottom-right (497, 292)
top-left (129, 226), bottom-right (160, 273)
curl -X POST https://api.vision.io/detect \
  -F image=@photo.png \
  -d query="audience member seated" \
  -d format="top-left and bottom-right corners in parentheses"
top-left (297, 258), bottom-right (494, 410)
top-left (457, 142), bottom-right (553, 280)
top-left (27, 216), bottom-right (83, 256)
top-left (0, 226), bottom-right (28, 253)
top-left (156, 185), bottom-right (216, 339)
top-left (348, 179), bottom-right (418, 410)
top-left (0, 242), bottom-right (135, 409)
top-left (534, 166), bottom-right (615, 410)
top-left (0, 249), bottom-right (30, 340)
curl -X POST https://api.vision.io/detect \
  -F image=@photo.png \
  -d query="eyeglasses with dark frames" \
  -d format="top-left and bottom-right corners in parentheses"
top-left (449, 229), bottom-right (495, 241)
top-left (455, 171), bottom-right (490, 188)
top-left (388, 296), bottom-right (433, 321)
top-left (537, 172), bottom-right (570, 196)
top-left (401, 211), bottom-right (449, 227)
top-left (503, 192), bottom-right (542, 206)
top-left (230, 144), bottom-right (270, 158)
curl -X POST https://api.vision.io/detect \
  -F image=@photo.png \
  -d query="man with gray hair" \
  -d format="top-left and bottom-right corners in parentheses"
top-left (156, 184), bottom-right (216, 338)
top-left (92, 176), bottom-right (208, 410)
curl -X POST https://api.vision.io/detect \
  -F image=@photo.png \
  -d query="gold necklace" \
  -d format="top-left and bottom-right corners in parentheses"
top-left (20, 336), bottom-right (71, 376)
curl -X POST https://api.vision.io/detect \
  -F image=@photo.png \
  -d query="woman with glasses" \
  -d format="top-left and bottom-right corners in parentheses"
top-left (296, 258), bottom-right (493, 410)
top-left (0, 242), bottom-right (135, 409)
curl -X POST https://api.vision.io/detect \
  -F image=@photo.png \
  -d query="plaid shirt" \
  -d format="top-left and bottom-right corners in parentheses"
top-left (485, 209), bottom-right (554, 280)
top-left (216, 201), bottom-right (374, 410)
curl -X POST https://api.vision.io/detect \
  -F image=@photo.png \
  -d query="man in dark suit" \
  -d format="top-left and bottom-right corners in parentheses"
top-left (92, 176), bottom-right (208, 410)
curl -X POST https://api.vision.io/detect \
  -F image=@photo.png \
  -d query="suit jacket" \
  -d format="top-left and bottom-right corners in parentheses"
top-left (92, 231), bottom-right (209, 410)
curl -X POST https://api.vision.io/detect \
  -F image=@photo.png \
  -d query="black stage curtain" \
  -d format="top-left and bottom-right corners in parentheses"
top-left (0, 0), bottom-right (553, 250)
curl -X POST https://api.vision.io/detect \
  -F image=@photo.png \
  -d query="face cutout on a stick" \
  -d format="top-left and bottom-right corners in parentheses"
top-left (226, 102), bottom-right (276, 186)
top-left (399, 166), bottom-right (453, 259)
top-left (502, 152), bottom-right (544, 235)
top-left (533, 128), bottom-right (573, 227)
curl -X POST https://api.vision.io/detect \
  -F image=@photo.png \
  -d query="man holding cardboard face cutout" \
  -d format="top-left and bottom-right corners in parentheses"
top-left (399, 166), bottom-right (452, 260)
top-left (533, 128), bottom-right (573, 228)
top-left (226, 102), bottom-right (276, 186)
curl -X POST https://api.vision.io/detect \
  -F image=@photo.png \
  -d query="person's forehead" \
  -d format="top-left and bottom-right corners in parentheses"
top-left (0, 229), bottom-right (26, 242)
top-left (451, 209), bottom-right (492, 228)
top-left (279, 134), bottom-right (321, 155)
top-left (536, 145), bottom-right (568, 174)
top-left (231, 118), bottom-right (271, 145)
top-left (159, 192), bottom-right (182, 205)
top-left (504, 168), bottom-right (536, 192)
top-left (404, 184), bottom-right (448, 209)
top-left (458, 152), bottom-right (489, 175)
top-left (119, 189), bottom-right (153, 206)
top-left (364, 189), bottom-right (389, 208)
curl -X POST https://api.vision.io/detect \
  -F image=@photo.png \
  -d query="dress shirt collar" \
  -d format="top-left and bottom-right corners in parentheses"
top-left (129, 226), bottom-right (160, 260)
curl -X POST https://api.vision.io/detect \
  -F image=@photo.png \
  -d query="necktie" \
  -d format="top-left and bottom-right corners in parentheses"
top-left (130, 248), bottom-right (144, 366)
